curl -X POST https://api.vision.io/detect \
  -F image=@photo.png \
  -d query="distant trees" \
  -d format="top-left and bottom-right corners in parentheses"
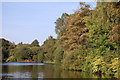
top-left (4, 37), bottom-right (57, 63)
top-left (6, 39), bottom-right (41, 62)
top-left (31, 39), bottom-right (39, 47)
top-left (41, 36), bottom-right (56, 62)
top-left (32, 47), bottom-right (44, 63)
top-left (9, 47), bottom-right (33, 62)
top-left (0, 38), bottom-right (15, 62)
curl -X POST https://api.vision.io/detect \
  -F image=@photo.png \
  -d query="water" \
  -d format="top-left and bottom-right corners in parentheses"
top-left (1, 62), bottom-right (103, 78)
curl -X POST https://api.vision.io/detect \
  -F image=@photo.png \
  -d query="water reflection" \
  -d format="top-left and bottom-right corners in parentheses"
top-left (1, 62), bottom-right (106, 78)
top-left (0, 62), bottom-right (48, 66)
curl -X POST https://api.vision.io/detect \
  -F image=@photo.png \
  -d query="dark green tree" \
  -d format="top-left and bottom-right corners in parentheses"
top-left (55, 13), bottom-right (69, 36)
top-left (41, 36), bottom-right (56, 62)
top-left (54, 41), bottom-right (64, 63)
top-left (10, 47), bottom-right (33, 62)
top-left (1, 38), bottom-right (15, 62)
top-left (38, 53), bottom-right (44, 63)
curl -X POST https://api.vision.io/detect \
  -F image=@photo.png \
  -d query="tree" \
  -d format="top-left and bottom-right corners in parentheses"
top-left (63, 45), bottom-right (87, 71)
top-left (1, 38), bottom-right (15, 62)
top-left (59, 3), bottom-right (90, 53)
top-left (55, 13), bottom-right (69, 36)
top-left (31, 47), bottom-right (44, 62)
top-left (38, 53), bottom-right (44, 63)
top-left (10, 47), bottom-right (33, 62)
top-left (110, 24), bottom-right (120, 44)
top-left (84, 2), bottom-right (120, 52)
top-left (54, 41), bottom-right (64, 63)
top-left (31, 39), bottom-right (39, 47)
top-left (83, 2), bottom-right (120, 76)
top-left (41, 36), bottom-right (56, 62)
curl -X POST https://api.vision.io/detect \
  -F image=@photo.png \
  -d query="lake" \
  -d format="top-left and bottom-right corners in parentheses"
top-left (0, 62), bottom-right (107, 78)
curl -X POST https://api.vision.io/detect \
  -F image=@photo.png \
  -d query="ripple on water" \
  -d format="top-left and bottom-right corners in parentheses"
top-left (0, 73), bottom-right (14, 78)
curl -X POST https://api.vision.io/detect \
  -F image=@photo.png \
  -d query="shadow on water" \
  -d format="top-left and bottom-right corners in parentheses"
top-left (1, 62), bottom-right (109, 78)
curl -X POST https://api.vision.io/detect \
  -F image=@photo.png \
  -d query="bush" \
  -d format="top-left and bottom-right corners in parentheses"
top-left (6, 56), bottom-right (17, 62)
top-left (63, 46), bottom-right (87, 71)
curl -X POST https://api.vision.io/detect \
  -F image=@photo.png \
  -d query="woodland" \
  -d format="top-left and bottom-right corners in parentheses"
top-left (1, 2), bottom-right (120, 78)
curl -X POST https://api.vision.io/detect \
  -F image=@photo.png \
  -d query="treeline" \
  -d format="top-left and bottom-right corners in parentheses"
top-left (1, 36), bottom-right (56, 63)
top-left (1, 2), bottom-right (120, 78)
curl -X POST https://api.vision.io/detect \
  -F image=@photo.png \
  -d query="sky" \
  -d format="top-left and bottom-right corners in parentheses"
top-left (2, 2), bottom-right (96, 45)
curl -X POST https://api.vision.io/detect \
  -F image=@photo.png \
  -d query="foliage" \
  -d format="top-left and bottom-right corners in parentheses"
top-left (32, 55), bottom-right (38, 62)
top-left (59, 2), bottom-right (90, 53)
top-left (41, 36), bottom-right (56, 62)
top-left (55, 13), bottom-right (69, 36)
top-left (10, 47), bottom-right (33, 62)
top-left (54, 41), bottom-right (64, 63)
top-left (63, 45), bottom-right (87, 71)
top-left (6, 56), bottom-right (17, 62)
top-left (1, 38), bottom-right (15, 62)
top-left (83, 2), bottom-right (120, 77)
top-left (91, 56), bottom-right (106, 74)
top-left (61, 2), bottom-right (119, 78)
top-left (108, 58), bottom-right (119, 78)
top-left (110, 24), bottom-right (120, 44)
top-left (31, 39), bottom-right (39, 47)
top-left (38, 53), bottom-right (44, 63)
top-left (2, 2), bottom-right (120, 78)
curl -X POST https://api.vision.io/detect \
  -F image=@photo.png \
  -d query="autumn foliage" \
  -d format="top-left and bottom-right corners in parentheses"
top-left (1, 2), bottom-right (120, 78)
